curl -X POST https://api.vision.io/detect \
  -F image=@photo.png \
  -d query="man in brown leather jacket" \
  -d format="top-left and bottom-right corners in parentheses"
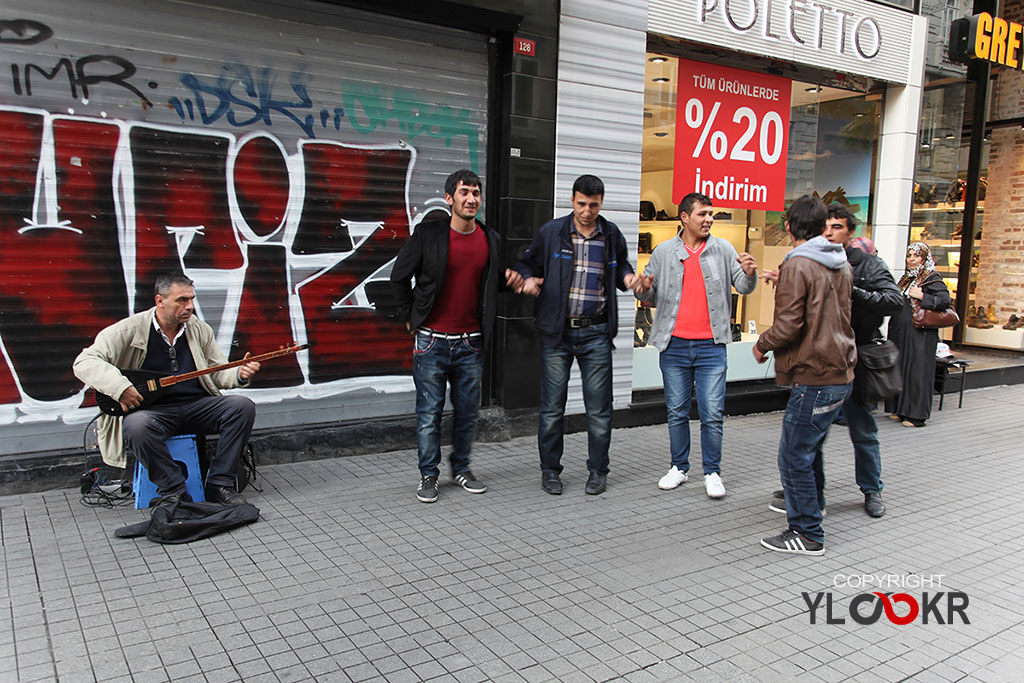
top-left (752, 196), bottom-right (856, 556)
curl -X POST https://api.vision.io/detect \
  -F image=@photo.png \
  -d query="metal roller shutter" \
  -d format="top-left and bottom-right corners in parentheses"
top-left (0, 0), bottom-right (488, 454)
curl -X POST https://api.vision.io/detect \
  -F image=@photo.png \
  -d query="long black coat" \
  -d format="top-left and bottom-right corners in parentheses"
top-left (885, 271), bottom-right (951, 422)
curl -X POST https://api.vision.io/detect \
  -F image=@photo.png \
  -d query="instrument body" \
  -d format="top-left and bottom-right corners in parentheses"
top-left (94, 344), bottom-right (308, 416)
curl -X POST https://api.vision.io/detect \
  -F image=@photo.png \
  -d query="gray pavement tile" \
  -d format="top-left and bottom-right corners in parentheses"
top-left (3, 386), bottom-right (1024, 683)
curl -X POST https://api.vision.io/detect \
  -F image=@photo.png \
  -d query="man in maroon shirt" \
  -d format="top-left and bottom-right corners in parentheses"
top-left (392, 170), bottom-right (520, 503)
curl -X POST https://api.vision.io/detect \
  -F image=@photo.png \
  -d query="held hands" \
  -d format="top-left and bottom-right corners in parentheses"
top-left (238, 352), bottom-right (261, 382)
top-left (737, 252), bottom-right (758, 276)
top-left (118, 385), bottom-right (144, 413)
top-left (760, 269), bottom-right (779, 287)
top-left (752, 346), bottom-right (769, 364)
top-left (505, 268), bottom-right (524, 292)
top-left (907, 285), bottom-right (924, 300)
top-left (625, 272), bottom-right (653, 295)
top-left (520, 277), bottom-right (544, 297)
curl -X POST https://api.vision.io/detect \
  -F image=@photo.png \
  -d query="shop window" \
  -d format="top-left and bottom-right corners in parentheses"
top-left (636, 53), bottom-right (881, 390)
top-left (911, 82), bottom-right (976, 341)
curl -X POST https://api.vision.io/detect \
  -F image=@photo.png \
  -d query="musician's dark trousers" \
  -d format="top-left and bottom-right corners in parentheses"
top-left (122, 395), bottom-right (256, 496)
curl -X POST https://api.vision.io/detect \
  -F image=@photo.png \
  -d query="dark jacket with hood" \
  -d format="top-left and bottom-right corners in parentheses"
top-left (390, 218), bottom-right (502, 347)
top-left (755, 236), bottom-right (857, 386)
top-left (513, 213), bottom-right (635, 348)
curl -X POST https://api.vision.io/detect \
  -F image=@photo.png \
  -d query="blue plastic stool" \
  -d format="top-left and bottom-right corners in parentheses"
top-left (133, 434), bottom-right (206, 509)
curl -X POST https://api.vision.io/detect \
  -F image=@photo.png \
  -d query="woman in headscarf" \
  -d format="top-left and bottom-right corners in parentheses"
top-left (885, 242), bottom-right (952, 427)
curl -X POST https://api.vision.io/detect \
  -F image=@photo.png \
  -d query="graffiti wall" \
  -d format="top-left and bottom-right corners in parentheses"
top-left (0, 0), bottom-right (489, 454)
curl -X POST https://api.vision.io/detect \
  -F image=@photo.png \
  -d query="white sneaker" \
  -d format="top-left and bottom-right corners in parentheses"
top-left (658, 466), bottom-right (688, 490)
top-left (705, 473), bottom-right (726, 499)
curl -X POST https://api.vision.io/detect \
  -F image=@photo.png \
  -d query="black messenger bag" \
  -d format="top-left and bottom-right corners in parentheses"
top-left (853, 339), bottom-right (902, 404)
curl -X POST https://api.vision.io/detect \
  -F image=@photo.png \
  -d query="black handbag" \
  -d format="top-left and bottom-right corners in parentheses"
top-left (854, 340), bottom-right (902, 404)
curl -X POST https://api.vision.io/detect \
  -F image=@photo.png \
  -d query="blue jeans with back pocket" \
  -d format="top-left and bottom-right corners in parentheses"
top-left (777, 382), bottom-right (853, 543)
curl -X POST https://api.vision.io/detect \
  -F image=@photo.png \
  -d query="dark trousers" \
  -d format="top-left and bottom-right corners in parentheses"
top-left (122, 395), bottom-right (256, 496)
top-left (538, 323), bottom-right (613, 476)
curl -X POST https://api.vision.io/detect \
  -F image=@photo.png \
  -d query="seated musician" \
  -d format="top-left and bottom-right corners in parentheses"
top-left (73, 273), bottom-right (261, 506)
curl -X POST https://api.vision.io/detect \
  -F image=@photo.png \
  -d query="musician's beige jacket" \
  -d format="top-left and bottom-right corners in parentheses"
top-left (73, 307), bottom-right (245, 467)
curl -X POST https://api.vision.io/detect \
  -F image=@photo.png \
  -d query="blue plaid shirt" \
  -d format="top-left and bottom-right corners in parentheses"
top-left (567, 222), bottom-right (606, 318)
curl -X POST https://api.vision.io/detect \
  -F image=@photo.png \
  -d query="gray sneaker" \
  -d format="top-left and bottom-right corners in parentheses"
top-left (454, 471), bottom-right (487, 494)
top-left (416, 476), bottom-right (439, 503)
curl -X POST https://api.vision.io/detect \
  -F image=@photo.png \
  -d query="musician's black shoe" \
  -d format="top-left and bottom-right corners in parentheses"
top-left (205, 485), bottom-right (246, 506)
top-left (149, 491), bottom-right (192, 509)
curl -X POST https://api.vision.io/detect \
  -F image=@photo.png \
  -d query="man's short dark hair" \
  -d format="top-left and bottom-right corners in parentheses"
top-left (155, 273), bottom-right (194, 297)
top-left (827, 203), bottom-right (860, 232)
top-left (572, 174), bottom-right (604, 197)
top-left (786, 196), bottom-right (828, 241)
top-left (678, 192), bottom-right (713, 218)
top-left (444, 169), bottom-right (482, 197)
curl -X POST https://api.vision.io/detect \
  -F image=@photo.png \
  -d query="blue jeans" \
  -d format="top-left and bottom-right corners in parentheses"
top-left (413, 332), bottom-right (483, 478)
top-left (814, 394), bottom-right (884, 495)
top-left (777, 382), bottom-right (852, 543)
top-left (538, 323), bottom-right (612, 475)
top-left (659, 337), bottom-right (727, 475)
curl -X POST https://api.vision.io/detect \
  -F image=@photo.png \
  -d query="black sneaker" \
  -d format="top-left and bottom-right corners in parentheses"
top-left (760, 529), bottom-right (824, 556)
top-left (416, 476), bottom-right (439, 503)
top-left (772, 489), bottom-right (785, 499)
top-left (453, 471), bottom-right (487, 494)
top-left (769, 500), bottom-right (826, 516)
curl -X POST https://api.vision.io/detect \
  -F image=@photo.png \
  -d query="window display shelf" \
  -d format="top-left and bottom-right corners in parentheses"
top-left (962, 326), bottom-right (1024, 350)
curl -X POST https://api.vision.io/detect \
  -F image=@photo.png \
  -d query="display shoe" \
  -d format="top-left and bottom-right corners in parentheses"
top-left (1003, 314), bottom-right (1019, 330)
top-left (985, 305), bottom-right (1000, 325)
top-left (970, 307), bottom-right (993, 329)
top-left (951, 223), bottom-right (963, 239)
top-left (968, 305), bottom-right (977, 320)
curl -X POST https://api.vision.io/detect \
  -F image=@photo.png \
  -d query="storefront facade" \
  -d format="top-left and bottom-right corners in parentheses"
top-left (0, 0), bottom-right (560, 459)
top-left (632, 0), bottom-right (928, 392)
top-left (926, 0), bottom-right (1024, 350)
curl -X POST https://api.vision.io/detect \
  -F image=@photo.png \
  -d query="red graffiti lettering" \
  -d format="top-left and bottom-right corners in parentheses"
top-left (0, 107), bottom-right (425, 421)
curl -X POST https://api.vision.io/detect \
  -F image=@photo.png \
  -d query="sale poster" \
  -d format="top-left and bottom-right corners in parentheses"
top-left (673, 59), bottom-right (791, 211)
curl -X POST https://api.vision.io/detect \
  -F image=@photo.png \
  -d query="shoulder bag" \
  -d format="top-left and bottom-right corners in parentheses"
top-left (853, 339), bottom-right (902, 404)
top-left (911, 299), bottom-right (959, 329)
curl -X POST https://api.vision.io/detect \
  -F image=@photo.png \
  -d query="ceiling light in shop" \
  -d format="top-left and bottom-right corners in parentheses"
top-left (653, 131), bottom-right (669, 137)
top-left (652, 77), bottom-right (670, 83)
top-left (649, 56), bottom-right (668, 63)
top-left (804, 86), bottom-right (821, 92)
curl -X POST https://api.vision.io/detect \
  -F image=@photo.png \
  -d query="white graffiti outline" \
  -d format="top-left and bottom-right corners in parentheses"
top-left (0, 105), bottom-right (421, 427)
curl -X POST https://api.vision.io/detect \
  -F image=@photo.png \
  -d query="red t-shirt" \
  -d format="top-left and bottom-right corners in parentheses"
top-left (672, 240), bottom-right (714, 340)
top-left (422, 224), bottom-right (488, 333)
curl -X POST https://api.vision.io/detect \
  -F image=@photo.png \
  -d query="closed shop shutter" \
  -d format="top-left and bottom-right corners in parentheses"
top-left (0, 0), bottom-right (488, 454)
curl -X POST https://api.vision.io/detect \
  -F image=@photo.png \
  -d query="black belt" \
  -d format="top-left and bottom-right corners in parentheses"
top-left (567, 312), bottom-right (607, 329)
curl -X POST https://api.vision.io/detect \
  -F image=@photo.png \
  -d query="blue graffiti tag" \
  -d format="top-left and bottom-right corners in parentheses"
top-left (169, 64), bottom-right (344, 137)
top-left (341, 82), bottom-right (480, 173)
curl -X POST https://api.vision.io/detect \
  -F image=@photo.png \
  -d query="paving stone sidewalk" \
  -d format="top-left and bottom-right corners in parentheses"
top-left (1, 384), bottom-right (1022, 682)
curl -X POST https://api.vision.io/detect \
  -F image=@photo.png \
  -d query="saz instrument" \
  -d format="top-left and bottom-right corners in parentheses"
top-left (94, 343), bottom-right (309, 417)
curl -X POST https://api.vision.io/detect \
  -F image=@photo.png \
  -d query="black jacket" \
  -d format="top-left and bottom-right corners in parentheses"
top-left (390, 219), bottom-right (502, 346)
top-left (513, 214), bottom-right (635, 347)
top-left (847, 247), bottom-right (903, 345)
